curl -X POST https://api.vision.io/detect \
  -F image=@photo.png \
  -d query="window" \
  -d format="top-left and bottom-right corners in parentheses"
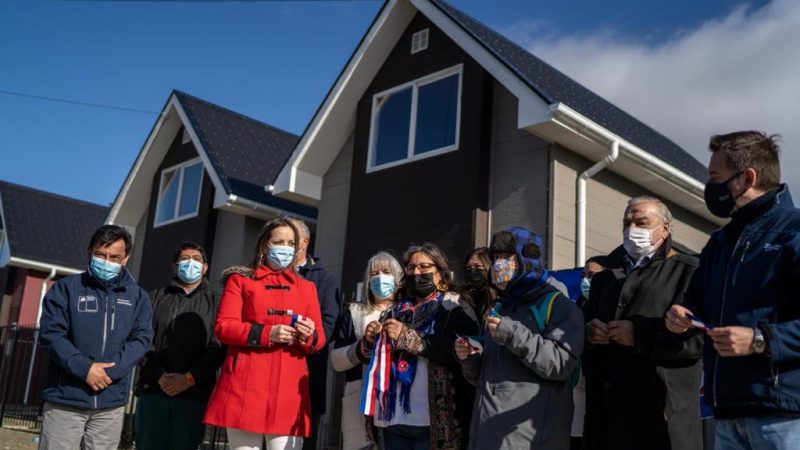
top-left (154, 159), bottom-right (204, 226)
top-left (411, 29), bottom-right (429, 54)
top-left (367, 65), bottom-right (462, 171)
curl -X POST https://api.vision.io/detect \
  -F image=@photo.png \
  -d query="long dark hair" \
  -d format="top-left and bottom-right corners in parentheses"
top-left (251, 217), bottom-right (300, 270)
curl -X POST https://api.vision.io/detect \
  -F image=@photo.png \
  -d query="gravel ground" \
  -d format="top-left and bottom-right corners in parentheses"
top-left (0, 427), bottom-right (39, 450)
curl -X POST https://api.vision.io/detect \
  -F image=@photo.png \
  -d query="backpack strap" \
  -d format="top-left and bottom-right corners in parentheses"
top-left (530, 291), bottom-right (561, 331)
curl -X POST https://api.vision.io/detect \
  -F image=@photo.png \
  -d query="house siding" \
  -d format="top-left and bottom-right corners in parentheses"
top-left (551, 145), bottom-right (717, 270)
top-left (138, 129), bottom-right (218, 291)
top-left (127, 207), bottom-right (149, 281)
top-left (488, 81), bottom-right (551, 260)
top-left (314, 133), bottom-right (354, 292)
top-left (341, 12), bottom-right (492, 297)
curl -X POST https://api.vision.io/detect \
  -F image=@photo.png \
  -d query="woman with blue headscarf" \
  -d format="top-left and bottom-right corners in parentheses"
top-left (455, 227), bottom-right (585, 450)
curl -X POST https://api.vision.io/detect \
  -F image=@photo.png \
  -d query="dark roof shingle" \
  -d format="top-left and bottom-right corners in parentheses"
top-left (0, 181), bottom-right (108, 270)
top-left (430, 0), bottom-right (707, 182)
top-left (173, 91), bottom-right (317, 218)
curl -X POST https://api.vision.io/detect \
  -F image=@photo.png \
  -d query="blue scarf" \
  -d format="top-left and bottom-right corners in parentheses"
top-left (377, 293), bottom-right (442, 421)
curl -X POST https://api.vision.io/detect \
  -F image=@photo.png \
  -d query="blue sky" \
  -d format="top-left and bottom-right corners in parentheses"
top-left (0, 0), bottom-right (784, 207)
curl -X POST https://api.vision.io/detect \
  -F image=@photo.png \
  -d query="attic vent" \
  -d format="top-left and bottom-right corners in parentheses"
top-left (411, 29), bottom-right (429, 54)
top-left (181, 129), bottom-right (191, 144)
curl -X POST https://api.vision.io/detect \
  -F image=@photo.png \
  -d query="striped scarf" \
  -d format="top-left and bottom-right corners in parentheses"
top-left (360, 331), bottom-right (392, 417)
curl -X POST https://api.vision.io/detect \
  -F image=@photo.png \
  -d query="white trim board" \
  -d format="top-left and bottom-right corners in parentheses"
top-left (151, 157), bottom-right (204, 228)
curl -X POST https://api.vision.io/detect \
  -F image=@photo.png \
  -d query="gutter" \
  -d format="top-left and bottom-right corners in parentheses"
top-left (225, 194), bottom-right (317, 224)
top-left (548, 103), bottom-right (708, 266)
top-left (8, 257), bottom-right (81, 277)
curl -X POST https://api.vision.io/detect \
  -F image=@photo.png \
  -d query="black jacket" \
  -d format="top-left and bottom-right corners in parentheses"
top-left (297, 257), bottom-right (341, 416)
top-left (582, 243), bottom-right (702, 450)
top-left (136, 278), bottom-right (224, 400)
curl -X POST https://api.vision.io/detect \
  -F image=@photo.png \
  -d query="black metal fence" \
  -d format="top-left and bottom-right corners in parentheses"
top-left (0, 323), bottom-right (229, 449)
top-left (0, 324), bottom-right (46, 431)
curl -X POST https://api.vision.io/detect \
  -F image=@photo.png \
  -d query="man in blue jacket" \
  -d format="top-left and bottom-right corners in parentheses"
top-left (38, 225), bottom-right (153, 450)
top-left (667, 131), bottom-right (800, 449)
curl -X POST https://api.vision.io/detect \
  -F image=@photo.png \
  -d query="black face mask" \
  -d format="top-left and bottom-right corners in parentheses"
top-left (407, 273), bottom-right (436, 298)
top-left (704, 171), bottom-right (745, 218)
top-left (464, 268), bottom-right (487, 289)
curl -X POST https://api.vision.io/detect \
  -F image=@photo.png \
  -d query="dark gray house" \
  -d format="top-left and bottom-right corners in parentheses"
top-left (107, 91), bottom-right (316, 290)
top-left (270, 2), bottom-right (724, 445)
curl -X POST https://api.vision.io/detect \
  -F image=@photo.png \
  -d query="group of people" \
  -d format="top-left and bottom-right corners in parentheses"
top-left (34, 130), bottom-right (800, 450)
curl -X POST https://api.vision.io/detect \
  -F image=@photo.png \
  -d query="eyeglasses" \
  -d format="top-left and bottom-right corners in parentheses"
top-left (405, 263), bottom-right (437, 273)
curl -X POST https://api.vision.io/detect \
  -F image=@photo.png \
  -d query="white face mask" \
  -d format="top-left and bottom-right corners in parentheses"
top-left (623, 226), bottom-right (661, 259)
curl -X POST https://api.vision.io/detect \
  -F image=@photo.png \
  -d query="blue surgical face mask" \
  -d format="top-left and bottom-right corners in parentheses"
top-left (267, 245), bottom-right (295, 270)
top-left (177, 259), bottom-right (204, 284)
top-left (369, 274), bottom-right (396, 300)
top-left (580, 277), bottom-right (592, 299)
top-left (90, 256), bottom-right (122, 282)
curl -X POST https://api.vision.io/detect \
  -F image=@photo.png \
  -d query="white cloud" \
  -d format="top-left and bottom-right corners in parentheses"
top-left (507, 0), bottom-right (800, 198)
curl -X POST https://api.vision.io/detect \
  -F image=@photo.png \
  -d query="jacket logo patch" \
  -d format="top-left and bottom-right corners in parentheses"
top-left (117, 298), bottom-right (133, 307)
top-left (764, 243), bottom-right (782, 252)
top-left (77, 296), bottom-right (99, 313)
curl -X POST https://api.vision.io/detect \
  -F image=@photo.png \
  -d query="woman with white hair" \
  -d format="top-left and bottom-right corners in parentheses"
top-left (331, 251), bottom-right (404, 450)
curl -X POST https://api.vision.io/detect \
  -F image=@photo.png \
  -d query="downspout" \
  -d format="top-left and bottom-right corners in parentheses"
top-left (576, 140), bottom-right (619, 266)
top-left (24, 266), bottom-right (57, 404)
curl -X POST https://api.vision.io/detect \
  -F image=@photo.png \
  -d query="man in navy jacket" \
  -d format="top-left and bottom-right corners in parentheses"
top-left (38, 225), bottom-right (153, 450)
top-left (667, 131), bottom-right (800, 449)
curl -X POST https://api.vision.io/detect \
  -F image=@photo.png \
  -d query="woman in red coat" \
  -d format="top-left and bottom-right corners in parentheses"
top-left (204, 218), bottom-right (325, 450)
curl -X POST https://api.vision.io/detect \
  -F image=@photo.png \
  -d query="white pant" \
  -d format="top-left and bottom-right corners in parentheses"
top-left (226, 428), bottom-right (303, 450)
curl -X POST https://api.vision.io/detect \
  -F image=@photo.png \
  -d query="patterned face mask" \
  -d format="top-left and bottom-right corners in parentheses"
top-left (490, 257), bottom-right (518, 290)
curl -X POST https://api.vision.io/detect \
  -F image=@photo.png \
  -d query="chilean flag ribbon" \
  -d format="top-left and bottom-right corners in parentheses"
top-left (360, 331), bottom-right (392, 417)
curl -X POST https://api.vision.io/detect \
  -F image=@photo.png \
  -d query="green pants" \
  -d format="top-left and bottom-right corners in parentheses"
top-left (134, 393), bottom-right (207, 450)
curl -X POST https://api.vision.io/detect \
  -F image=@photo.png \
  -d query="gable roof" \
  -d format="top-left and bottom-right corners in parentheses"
top-left (0, 181), bottom-right (108, 271)
top-left (107, 91), bottom-right (316, 227)
top-left (430, 0), bottom-right (707, 181)
top-left (173, 91), bottom-right (315, 215)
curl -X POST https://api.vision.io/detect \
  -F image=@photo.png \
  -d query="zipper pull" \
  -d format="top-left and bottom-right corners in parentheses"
top-left (740, 241), bottom-right (751, 262)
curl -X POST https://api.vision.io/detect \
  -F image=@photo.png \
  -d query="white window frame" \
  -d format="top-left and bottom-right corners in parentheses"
top-left (152, 158), bottom-right (204, 227)
top-left (366, 64), bottom-right (463, 173)
top-left (411, 28), bottom-right (429, 54)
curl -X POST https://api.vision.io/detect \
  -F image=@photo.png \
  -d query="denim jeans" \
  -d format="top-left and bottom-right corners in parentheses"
top-left (380, 425), bottom-right (430, 450)
top-left (715, 415), bottom-right (800, 450)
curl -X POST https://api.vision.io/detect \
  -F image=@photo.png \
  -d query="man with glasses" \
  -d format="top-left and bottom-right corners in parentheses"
top-left (38, 225), bottom-right (153, 450)
top-left (582, 197), bottom-right (703, 450)
top-left (134, 241), bottom-right (224, 450)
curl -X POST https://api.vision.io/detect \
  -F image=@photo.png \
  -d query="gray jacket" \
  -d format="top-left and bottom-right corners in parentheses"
top-left (461, 286), bottom-right (584, 450)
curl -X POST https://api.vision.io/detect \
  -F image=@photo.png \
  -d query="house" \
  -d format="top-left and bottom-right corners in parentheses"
top-left (274, 0), bottom-right (722, 292)
top-left (271, 1), bottom-right (723, 445)
top-left (0, 181), bottom-right (108, 327)
top-left (106, 91), bottom-right (317, 291)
